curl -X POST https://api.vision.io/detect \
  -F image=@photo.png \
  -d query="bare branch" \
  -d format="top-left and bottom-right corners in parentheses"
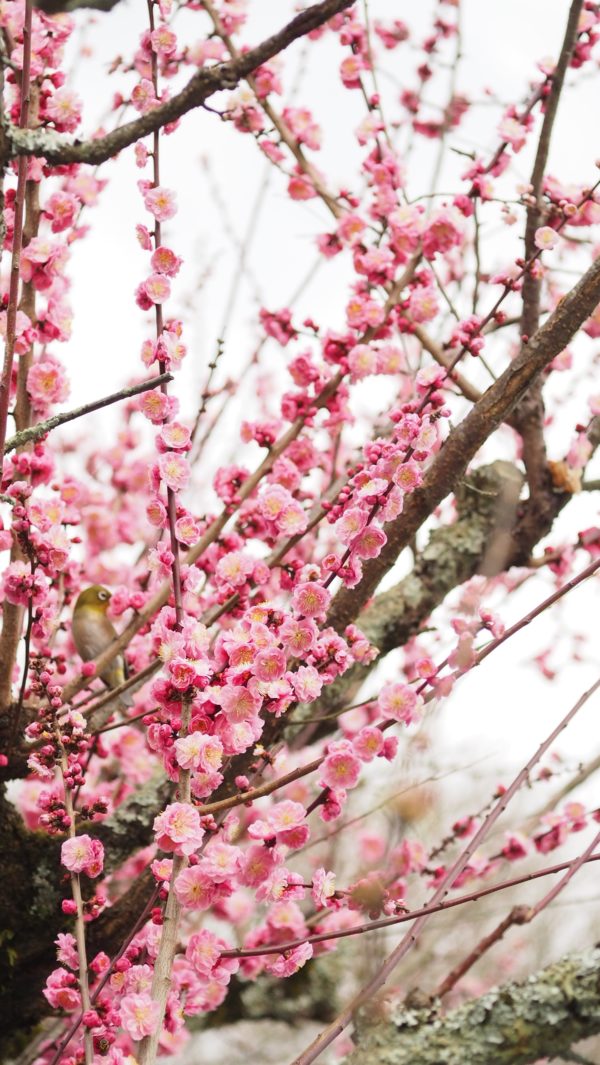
top-left (3, 373), bottom-right (172, 453)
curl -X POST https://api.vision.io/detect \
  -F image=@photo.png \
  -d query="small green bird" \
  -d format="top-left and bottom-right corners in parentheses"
top-left (72, 585), bottom-right (133, 707)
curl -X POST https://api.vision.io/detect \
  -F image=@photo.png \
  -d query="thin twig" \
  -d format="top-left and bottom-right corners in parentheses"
top-left (3, 373), bottom-right (172, 453)
top-left (0, 0), bottom-right (33, 454)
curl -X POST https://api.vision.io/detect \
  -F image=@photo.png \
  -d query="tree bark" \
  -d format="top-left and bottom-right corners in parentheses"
top-left (346, 946), bottom-right (600, 1065)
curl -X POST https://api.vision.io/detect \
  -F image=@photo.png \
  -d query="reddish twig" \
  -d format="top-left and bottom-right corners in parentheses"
top-left (435, 905), bottom-right (531, 999)
top-left (0, 0), bottom-right (33, 455)
top-left (220, 849), bottom-right (600, 961)
top-left (291, 676), bottom-right (600, 1064)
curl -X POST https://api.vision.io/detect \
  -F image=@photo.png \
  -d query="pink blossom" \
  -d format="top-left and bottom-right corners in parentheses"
top-left (150, 25), bottom-right (177, 56)
top-left (279, 618), bottom-right (318, 656)
top-left (352, 726), bottom-right (384, 762)
top-left (61, 834), bottom-right (104, 877)
top-left (45, 88), bottom-right (82, 132)
top-left (27, 358), bottom-right (69, 413)
top-left (282, 107), bottom-right (321, 150)
top-left (253, 647), bottom-right (287, 682)
top-left (534, 226), bottom-right (559, 251)
top-left (277, 501), bottom-right (308, 535)
top-left (168, 657), bottom-right (196, 690)
top-left (44, 191), bottom-right (79, 233)
top-left (174, 732), bottom-right (223, 772)
top-left (216, 550), bottom-right (254, 588)
top-left (120, 992), bottom-right (160, 1040)
top-left (351, 525), bottom-right (387, 560)
top-left (266, 942), bottom-right (313, 977)
top-left (408, 285), bottom-right (439, 323)
top-left (43, 968), bottom-right (80, 1011)
top-left (340, 54), bottom-right (366, 88)
top-left (422, 207), bottom-right (463, 260)
top-left (152, 245), bottom-right (182, 277)
top-left (292, 581), bottom-right (331, 619)
top-left (502, 831), bottom-right (530, 861)
top-left (55, 932), bottom-right (79, 969)
top-left (218, 683), bottom-right (262, 721)
top-left (393, 461), bottom-right (423, 492)
top-left (378, 682), bottom-right (421, 724)
top-left (143, 185), bottom-right (178, 221)
top-left (132, 78), bottom-right (158, 113)
top-left (498, 115), bottom-right (527, 152)
top-left (174, 864), bottom-right (218, 910)
top-left (201, 841), bottom-right (240, 882)
top-left (136, 223), bottom-right (153, 250)
top-left (153, 802), bottom-right (204, 855)
top-left (186, 930), bottom-right (224, 975)
top-left (335, 506), bottom-right (368, 545)
top-left (291, 665), bottom-right (323, 702)
top-left (320, 744), bottom-right (361, 790)
top-left (0, 309), bottom-right (37, 355)
top-left (144, 272), bottom-right (171, 304)
top-left (346, 294), bottom-right (385, 330)
top-left (312, 867), bottom-right (336, 908)
top-left (238, 843), bottom-right (279, 886)
top-left (157, 451), bottom-right (191, 492)
top-left (139, 389), bottom-right (170, 423)
top-left (288, 170), bottom-right (318, 200)
top-left (348, 343), bottom-right (378, 380)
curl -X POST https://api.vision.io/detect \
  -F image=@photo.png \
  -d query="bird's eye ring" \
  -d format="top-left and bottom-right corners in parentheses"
top-left (98, 590), bottom-right (109, 601)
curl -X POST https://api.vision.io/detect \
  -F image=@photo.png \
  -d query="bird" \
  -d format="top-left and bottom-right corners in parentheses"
top-left (72, 585), bottom-right (133, 707)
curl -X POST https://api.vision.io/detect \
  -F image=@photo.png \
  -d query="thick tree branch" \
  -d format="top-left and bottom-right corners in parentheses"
top-left (346, 946), bottom-right (600, 1065)
top-left (5, 0), bottom-right (354, 165)
top-left (327, 253), bottom-right (600, 634)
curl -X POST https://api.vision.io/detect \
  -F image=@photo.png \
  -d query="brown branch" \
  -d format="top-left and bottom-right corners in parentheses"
top-left (327, 252), bottom-right (600, 634)
top-left (6, 0), bottom-right (355, 165)
top-left (435, 906), bottom-right (531, 999)
top-left (3, 373), bottom-right (172, 453)
top-left (0, 0), bottom-right (32, 454)
top-left (203, 0), bottom-right (342, 218)
top-left (513, 1), bottom-right (583, 507)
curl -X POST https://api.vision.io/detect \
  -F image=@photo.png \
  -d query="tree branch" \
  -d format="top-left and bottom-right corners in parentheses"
top-left (512, 0), bottom-right (583, 519)
top-left (327, 253), bottom-right (600, 634)
top-left (3, 373), bottom-right (172, 453)
top-left (346, 946), bottom-right (600, 1065)
top-left (5, 0), bottom-right (355, 165)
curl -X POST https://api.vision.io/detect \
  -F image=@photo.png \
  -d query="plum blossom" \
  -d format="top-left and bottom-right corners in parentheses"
top-left (157, 452), bottom-right (191, 492)
top-left (61, 834), bottom-right (104, 877)
top-left (143, 185), bottom-right (178, 221)
top-left (378, 682), bottom-right (422, 724)
top-left (320, 743), bottom-right (361, 790)
top-left (120, 992), bottom-right (160, 1040)
top-left (153, 802), bottom-right (204, 855)
top-left (292, 581), bottom-right (331, 618)
top-left (174, 865), bottom-right (219, 910)
top-left (27, 357), bottom-right (69, 413)
top-left (534, 226), bottom-right (559, 251)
